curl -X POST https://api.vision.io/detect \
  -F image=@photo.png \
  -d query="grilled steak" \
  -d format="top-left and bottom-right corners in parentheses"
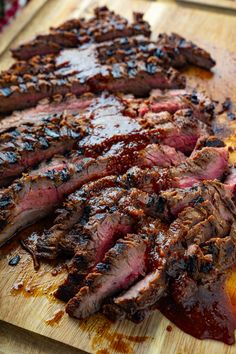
top-left (0, 139), bottom-right (188, 245)
top-left (0, 7), bottom-right (215, 112)
top-left (0, 4), bottom-right (234, 344)
top-left (156, 33), bottom-right (216, 70)
top-left (40, 146), bottom-right (229, 302)
top-left (11, 7), bottom-right (151, 60)
top-left (113, 198), bottom-right (236, 318)
top-left (66, 234), bottom-right (147, 319)
top-left (0, 91), bottom-right (209, 185)
top-left (35, 145), bottom-right (228, 259)
top-left (0, 47), bottom-right (184, 113)
top-left (155, 180), bottom-right (235, 221)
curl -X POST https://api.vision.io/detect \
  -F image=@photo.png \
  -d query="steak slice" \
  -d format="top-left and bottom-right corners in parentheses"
top-left (0, 93), bottom-right (93, 134)
top-left (66, 234), bottom-right (147, 319)
top-left (0, 47), bottom-right (185, 112)
top-left (114, 269), bottom-right (165, 315)
top-left (119, 146), bottom-right (229, 193)
top-left (56, 211), bottom-right (134, 302)
top-left (155, 180), bottom-right (235, 221)
top-left (112, 198), bottom-right (236, 318)
top-left (156, 33), bottom-right (216, 70)
top-left (143, 89), bottom-right (215, 125)
top-left (12, 7), bottom-right (151, 60)
top-left (0, 136), bottom-right (188, 245)
top-left (0, 111), bottom-right (85, 186)
top-left (0, 156), bottom-right (109, 245)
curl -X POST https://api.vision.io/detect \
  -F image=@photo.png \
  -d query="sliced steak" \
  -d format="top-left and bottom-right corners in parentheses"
top-left (66, 234), bottom-right (147, 319)
top-left (56, 211), bottom-right (134, 302)
top-left (0, 92), bottom-right (203, 185)
top-left (112, 189), bottom-right (236, 318)
top-left (155, 180), bottom-right (235, 221)
top-left (0, 136), bottom-right (188, 245)
top-left (119, 146), bottom-right (229, 193)
top-left (12, 7), bottom-right (151, 60)
top-left (0, 156), bottom-right (110, 245)
top-left (156, 33), bottom-right (216, 70)
top-left (0, 93), bottom-right (93, 134)
top-left (35, 142), bottom-right (185, 260)
top-left (0, 47), bottom-right (185, 113)
top-left (55, 190), bottom-right (158, 301)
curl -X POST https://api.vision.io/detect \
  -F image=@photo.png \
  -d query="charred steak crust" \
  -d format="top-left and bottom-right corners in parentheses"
top-left (0, 8), bottom-right (215, 112)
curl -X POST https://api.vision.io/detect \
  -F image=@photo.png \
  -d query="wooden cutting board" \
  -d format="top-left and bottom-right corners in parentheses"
top-left (0, 1), bottom-right (236, 353)
top-left (177, 0), bottom-right (236, 11)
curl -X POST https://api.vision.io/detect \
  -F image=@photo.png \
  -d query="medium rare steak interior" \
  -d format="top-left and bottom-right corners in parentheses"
top-left (0, 5), bottom-right (236, 347)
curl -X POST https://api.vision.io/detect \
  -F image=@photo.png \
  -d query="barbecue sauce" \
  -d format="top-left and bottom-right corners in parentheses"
top-left (157, 277), bottom-right (236, 345)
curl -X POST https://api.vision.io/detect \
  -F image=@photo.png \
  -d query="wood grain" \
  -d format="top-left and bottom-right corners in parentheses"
top-left (0, 1), bottom-right (236, 353)
top-left (177, 0), bottom-right (236, 11)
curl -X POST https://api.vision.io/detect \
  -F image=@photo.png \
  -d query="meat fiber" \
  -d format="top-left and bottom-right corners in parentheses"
top-left (66, 234), bottom-right (147, 319)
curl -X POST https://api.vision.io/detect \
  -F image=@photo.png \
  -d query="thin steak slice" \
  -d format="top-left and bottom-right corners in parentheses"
top-left (66, 234), bottom-right (147, 319)
top-left (119, 146), bottom-right (229, 193)
top-left (0, 93), bottom-right (93, 134)
top-left (11, 7), bottom-right (151, 60)
top-left (155, 180), bottom-right (235, 221)
top-left (156, 33), bottom-right (216, 70)
top-left (0, 111), bottom-right (85, 186)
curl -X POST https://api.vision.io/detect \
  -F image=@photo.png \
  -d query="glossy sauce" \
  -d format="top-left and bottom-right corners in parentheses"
top-left (158, 278), bottom-right (236, 345)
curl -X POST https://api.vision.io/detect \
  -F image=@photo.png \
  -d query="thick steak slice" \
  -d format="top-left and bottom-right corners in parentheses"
top-left (66, 234), bottom-right (147, 319)
top-left (12, 7), bottom-right (151, 60)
